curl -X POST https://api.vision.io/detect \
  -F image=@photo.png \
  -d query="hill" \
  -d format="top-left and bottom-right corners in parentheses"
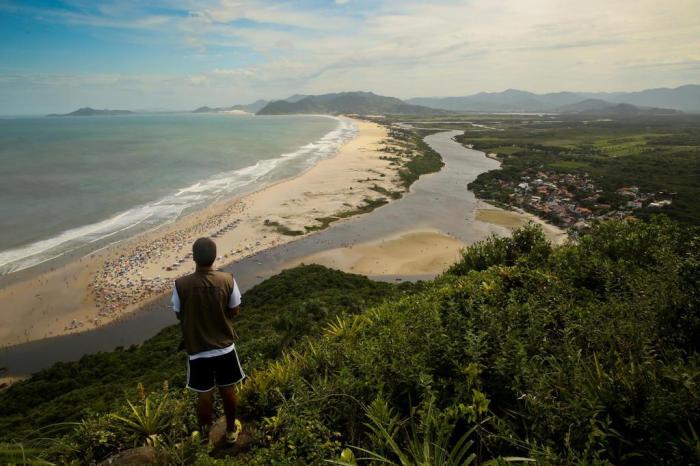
top-left (284, 94), bottom-right (310, 103)
top-left (192, 100), bottom-right (269, 114)
top-left (407, 84), bottom-right (700, 113)
top-left (256, 91), bottom-right (445, 115)
top-left (556, 98), bottom-right (680, 115)
top-left (1, 219), bottom-right (698, 464)
top-left (586, 84), bottom-right (700, 113)
top-left (47, 107), bottom-right (134, 117)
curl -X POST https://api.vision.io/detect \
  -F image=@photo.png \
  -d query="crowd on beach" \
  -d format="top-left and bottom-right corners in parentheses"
top-left (84, 201), bottom-right (254, 329)
top-left (74, 125), bottom-right (405, 332)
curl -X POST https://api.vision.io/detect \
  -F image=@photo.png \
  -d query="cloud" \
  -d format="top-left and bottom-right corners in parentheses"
top-left (1, 0), bottom-right (699, 113)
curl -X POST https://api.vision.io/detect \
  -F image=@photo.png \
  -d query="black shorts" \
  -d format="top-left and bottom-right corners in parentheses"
top-left (186, 347), bottom-right (246, 392)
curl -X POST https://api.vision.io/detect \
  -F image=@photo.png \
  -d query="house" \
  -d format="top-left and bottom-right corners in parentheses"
top-left (616, 188), bottom-right (637, 198)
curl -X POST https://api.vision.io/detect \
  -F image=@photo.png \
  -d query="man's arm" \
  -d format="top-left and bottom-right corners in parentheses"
top-left (226, 278), bottom-right (242, 319)
top-left (226, 306), bottom-right (240, 319)
top-left (171, 284), bottom-right (181, 321)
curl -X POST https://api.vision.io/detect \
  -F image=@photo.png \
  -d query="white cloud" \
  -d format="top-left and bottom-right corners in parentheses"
top-left (2, 0), bottom-right (699, 113)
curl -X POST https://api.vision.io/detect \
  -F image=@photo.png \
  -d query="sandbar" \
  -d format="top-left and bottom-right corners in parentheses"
top-left (284, 229), bottom-right (466, 276)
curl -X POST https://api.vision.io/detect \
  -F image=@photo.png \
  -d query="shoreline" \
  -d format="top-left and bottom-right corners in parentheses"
top-left (0, 130), bottom-right (568, 383)
top-left (0, 117), bottom-right (403, 348)
top-left (0, 114), bottom-right (352, 288)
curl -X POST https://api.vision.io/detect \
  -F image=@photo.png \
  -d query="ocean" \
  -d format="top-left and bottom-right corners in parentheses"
top-left (0, 113), bottom-right (356, 274)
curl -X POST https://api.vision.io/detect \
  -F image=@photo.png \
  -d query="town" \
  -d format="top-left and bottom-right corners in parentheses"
top-left (490, 168), bottom-right (673, 233)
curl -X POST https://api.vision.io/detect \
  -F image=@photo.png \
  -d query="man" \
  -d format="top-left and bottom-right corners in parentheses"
top-left (171, 237), bottom-right (245, 444)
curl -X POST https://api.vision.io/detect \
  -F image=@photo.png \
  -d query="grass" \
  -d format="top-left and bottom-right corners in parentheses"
top-left (263, 219), bottom-right (304, 236)
top-left (337, 197), bottom-right (389, 218)
top-left (305, 216), bottom-right (340, 232)
top-left (369, 184), bottom-right (403, 199)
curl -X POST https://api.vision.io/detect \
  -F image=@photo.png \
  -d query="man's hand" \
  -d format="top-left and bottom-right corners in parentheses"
top-left (226, 306), bottom-right (240, 319)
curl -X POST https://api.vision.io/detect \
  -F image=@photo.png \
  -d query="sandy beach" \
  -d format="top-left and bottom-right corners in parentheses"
top-left (0, 117), bottom-right (404, 347)
top-left (285, 229), bottom-right (466, 276)
top-left (474, 203), bottom-right (568, 245)
top-left (282, 207), bottom-right (567, 278)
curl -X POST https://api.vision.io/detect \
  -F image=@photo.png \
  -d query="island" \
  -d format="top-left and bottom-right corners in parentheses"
top-left (48, 107), bottom-right (134, 117)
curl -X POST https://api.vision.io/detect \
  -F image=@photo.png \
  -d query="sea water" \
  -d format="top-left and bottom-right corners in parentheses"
top-left (0, 113), bottom-right (356, 274)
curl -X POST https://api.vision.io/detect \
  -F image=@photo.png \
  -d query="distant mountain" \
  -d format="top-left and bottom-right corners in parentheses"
top-left (556, 99), bottom-right (616, 113)
top-left (407, 84), bottom-right (699, 113)
top-left (557, 99), bottom-right (681, 116)
top-left (581, 85), bottom-right (700, 113)
top-left (192, 99), bottom-right (269, 114)
top-left (48, 107), bottom-right (134, 117)
top-left (284, 94), bottom-right (310, 103)
top-left (408, 89), bottom-right (582, 112)
top-left (257, 91), bottom-right (444, 115)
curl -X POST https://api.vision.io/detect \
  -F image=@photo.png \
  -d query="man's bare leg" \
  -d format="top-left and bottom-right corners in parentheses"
top-left (219, 385), bottom-right (239, 433)
top-left (197, 390), bottom-right (215, 432)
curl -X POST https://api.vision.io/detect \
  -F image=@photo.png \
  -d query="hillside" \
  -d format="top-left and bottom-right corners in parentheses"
top-left (1, 219), bottom-right (698, 464)
top-left (257, 91), bottom-right (444, 116)
top-left (193, 100), bottom-right (268, 114)
top-left (556, 99), bottom-right (680, 115)
top-left (47, 107), bottom-right (134, 117)
top-left (408, 84), bottom-right (700, 113)
top-left (587, 84), bottom-right (700, 113)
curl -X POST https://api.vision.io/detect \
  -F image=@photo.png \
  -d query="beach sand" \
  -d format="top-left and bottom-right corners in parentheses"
top-left (0, 118), bottom-right (403, 347)
top-left (283, 208), bottom-right (567, 278)
top-left (475, 203), bottom-right (568, 245)
top-left (285, 229), bottom-right (466, 276)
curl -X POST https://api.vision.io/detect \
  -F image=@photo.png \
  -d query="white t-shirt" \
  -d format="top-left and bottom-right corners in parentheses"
top-left (171, 278), bottom-right (242, 360)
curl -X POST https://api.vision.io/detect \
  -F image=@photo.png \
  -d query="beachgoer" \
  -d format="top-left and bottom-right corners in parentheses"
top-left (171, 237), bottom-right (245, 444)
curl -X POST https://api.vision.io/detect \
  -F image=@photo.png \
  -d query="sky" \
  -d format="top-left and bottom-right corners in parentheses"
top-left (1, 0), bottom-right (699, 114)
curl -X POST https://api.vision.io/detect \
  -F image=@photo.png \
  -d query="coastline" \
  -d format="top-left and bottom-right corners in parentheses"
top-left (0, 117), bottom-right (402, 348)
top-left (0, 130), bottom-right (569, 382)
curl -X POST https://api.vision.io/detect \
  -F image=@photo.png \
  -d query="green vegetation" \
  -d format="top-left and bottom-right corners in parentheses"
top-left (369, 184), bottom-right (402, 200)
top-left (303, 197), bottom-right (390, 233)
top-left (263, 219), bottom-right (305, 236)
top-left (1, 217), bottom-right (698, 465)
top-left (393, 129), bottom-right (444, 189)
top-left (305, 216), bottom-right (340, 232)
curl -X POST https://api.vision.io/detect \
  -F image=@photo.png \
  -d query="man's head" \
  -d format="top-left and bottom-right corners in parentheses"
top-left (193, 237), bottom-right (217, 268)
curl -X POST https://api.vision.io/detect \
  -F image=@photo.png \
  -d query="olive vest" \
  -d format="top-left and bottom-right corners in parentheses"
top-left (175, 267), bottom-right (236, 356)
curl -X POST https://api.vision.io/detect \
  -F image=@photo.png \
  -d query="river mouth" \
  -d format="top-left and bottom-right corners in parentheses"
top-left (0, 130), bottom-right (508, 377)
